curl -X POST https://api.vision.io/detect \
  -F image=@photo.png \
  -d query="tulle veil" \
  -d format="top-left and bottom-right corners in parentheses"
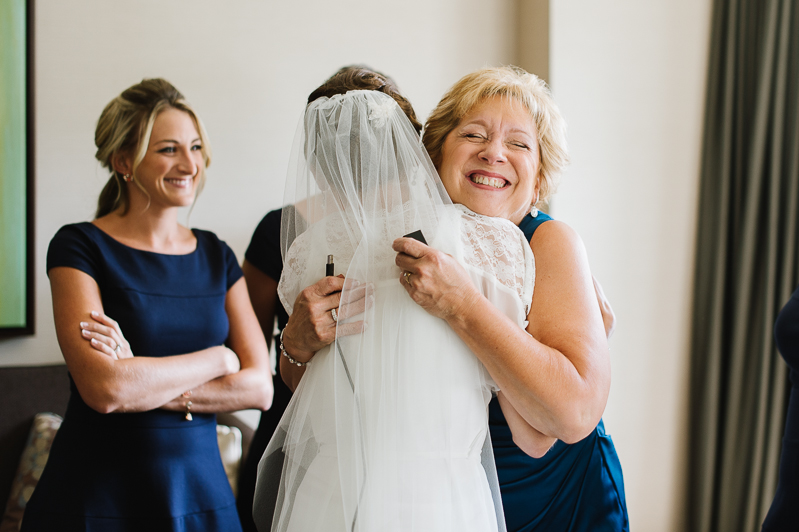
top-left (252, 90), bottom-right (510, 532)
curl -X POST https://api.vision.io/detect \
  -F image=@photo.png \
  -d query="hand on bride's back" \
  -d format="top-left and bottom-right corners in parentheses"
top-left (392, 237), bottom-right (480, 321)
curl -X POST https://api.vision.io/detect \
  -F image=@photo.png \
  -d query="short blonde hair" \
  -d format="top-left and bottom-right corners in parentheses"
top-left (423, 65), bottom-right (568, 206)
top-left (94, 78), bottom-right (212, 218)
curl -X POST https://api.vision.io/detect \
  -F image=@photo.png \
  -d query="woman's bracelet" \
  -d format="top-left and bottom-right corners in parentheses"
top-left (182, 390), bottom-right (193, 421)
top-left (279, 328), bottom-right (307, 367)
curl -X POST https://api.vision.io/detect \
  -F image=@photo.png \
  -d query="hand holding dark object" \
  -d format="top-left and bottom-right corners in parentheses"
top-left (393, 236), bottom-right (481, 322)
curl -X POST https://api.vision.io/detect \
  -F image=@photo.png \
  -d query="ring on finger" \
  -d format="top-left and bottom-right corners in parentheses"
top-left (114, 343), bottom-right (121, 353)
top-left (331, 308), bottom-right (338, 323)
top-left (403, 271), bottom-right (412, 285)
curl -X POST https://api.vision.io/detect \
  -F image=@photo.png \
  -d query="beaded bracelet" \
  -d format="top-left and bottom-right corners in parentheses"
top-left (182, 390), bottom-right (193, 421)
top-left (279, 328), bottom-right (307, 367)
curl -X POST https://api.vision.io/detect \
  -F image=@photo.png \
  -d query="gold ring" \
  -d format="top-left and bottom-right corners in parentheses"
top-left (404, 271), bottom-right (412, 285)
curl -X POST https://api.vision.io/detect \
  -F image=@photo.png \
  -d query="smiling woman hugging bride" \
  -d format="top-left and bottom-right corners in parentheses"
top-left (256, 66), bottom-right (628, 532)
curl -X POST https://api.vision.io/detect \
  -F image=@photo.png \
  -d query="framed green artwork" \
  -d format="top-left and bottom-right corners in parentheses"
top-left (0, 0), bottom-right (34, 337)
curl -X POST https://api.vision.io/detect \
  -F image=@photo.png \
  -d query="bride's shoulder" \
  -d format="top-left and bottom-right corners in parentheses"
top-left (289, 211), bottom-right (348, 243)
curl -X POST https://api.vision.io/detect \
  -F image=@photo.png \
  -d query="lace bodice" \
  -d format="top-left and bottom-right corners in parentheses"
top-left (452, 205), bottom-right (534, 312)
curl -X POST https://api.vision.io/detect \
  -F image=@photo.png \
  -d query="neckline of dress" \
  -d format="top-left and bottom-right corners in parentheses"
top-left (452, 203), bottom-right (518, 229)
top-left (86, 222), bottom-right (200, 257)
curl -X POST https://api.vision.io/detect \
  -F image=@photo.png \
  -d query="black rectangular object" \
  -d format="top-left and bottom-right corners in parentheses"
top-left (403, 230), bottom-right (427, 245)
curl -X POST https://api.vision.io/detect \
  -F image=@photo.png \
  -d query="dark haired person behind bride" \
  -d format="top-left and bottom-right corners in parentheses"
top-left (253, 89), bottom-right (539, 531)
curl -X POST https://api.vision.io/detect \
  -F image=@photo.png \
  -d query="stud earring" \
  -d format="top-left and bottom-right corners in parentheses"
top-left (122, 174), bottom-right (132, 182)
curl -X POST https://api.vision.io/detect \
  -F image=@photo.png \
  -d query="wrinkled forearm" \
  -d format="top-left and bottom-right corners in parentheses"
top-left (497, 391), bottom-right (557, 458)
top-left (445, 295), bottom-right (609, 443)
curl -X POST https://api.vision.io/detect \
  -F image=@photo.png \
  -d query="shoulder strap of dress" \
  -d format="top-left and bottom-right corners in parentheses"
top-left (518, 211), bottom-right (553, 241)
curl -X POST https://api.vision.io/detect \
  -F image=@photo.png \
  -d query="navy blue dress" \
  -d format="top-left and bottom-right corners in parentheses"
top-left (762, 285), bottom-right (799, 531)
top-left (22, 223), bottom-right (244, 532)
top-left (487, 212), bottom-right (629, 532)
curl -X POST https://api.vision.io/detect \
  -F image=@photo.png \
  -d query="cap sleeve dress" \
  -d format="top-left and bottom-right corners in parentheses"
top-left (21, 222), bottom-right (244, 532)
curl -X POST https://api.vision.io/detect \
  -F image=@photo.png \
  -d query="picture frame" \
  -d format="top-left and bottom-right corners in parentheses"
top-left (0, 0), bottom-right (35, 337)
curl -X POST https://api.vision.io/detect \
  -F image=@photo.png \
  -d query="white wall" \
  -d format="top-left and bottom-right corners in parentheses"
top-left (550, 0), bottom-right (712, 530)
top-left (0, 0), bottom-right (515, 365)
top-left (1, 0), bottom-right (715, 527)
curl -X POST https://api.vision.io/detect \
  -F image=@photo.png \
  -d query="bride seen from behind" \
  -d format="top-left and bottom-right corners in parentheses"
top-left (253, 88), bottom-right (540, 531)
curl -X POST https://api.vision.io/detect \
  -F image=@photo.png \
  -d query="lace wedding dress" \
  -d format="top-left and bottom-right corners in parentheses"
top-left (253, 91), bottom-right (534, 532)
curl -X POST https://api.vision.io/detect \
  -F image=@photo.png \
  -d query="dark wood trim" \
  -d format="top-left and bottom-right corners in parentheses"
top-left (0, 0), bottom-right (35, 338)
top-left (26, 0), bottom-right (36, 335)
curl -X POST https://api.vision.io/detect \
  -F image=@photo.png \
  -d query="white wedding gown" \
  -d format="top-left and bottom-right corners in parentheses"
top-left (256, 203), bottom-right (534, 532)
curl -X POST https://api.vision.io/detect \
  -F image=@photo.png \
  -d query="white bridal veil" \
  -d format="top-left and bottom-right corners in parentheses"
top-left (253, 90), bottom-right (531, 532)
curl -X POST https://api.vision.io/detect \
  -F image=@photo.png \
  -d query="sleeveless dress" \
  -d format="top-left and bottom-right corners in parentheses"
top-left (762, 284), bottom-right (799, 531)
top-left (21, 223), bottom-right (243, 532)
top-left (255, 204), bottom-right (534, 532)
top-left (489, 212), bottom-right (629, 532)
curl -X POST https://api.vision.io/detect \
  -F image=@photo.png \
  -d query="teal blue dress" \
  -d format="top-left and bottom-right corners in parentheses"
top-left (488, 212), bottom-right (629, 532)
top-left (22, 223), bottom-right (243, 532)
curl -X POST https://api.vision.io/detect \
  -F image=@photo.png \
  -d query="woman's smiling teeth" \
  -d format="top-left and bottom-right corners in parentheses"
top-left (469, 173), bottom-right (507, 189)
top-left (165, 177), bottom-right (192, 187)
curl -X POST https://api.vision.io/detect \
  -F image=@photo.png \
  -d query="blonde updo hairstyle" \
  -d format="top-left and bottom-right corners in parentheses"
top-left (94, 78), bottom-right (212, 218)
top-left (422, 65), bottom-right (568, 208)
